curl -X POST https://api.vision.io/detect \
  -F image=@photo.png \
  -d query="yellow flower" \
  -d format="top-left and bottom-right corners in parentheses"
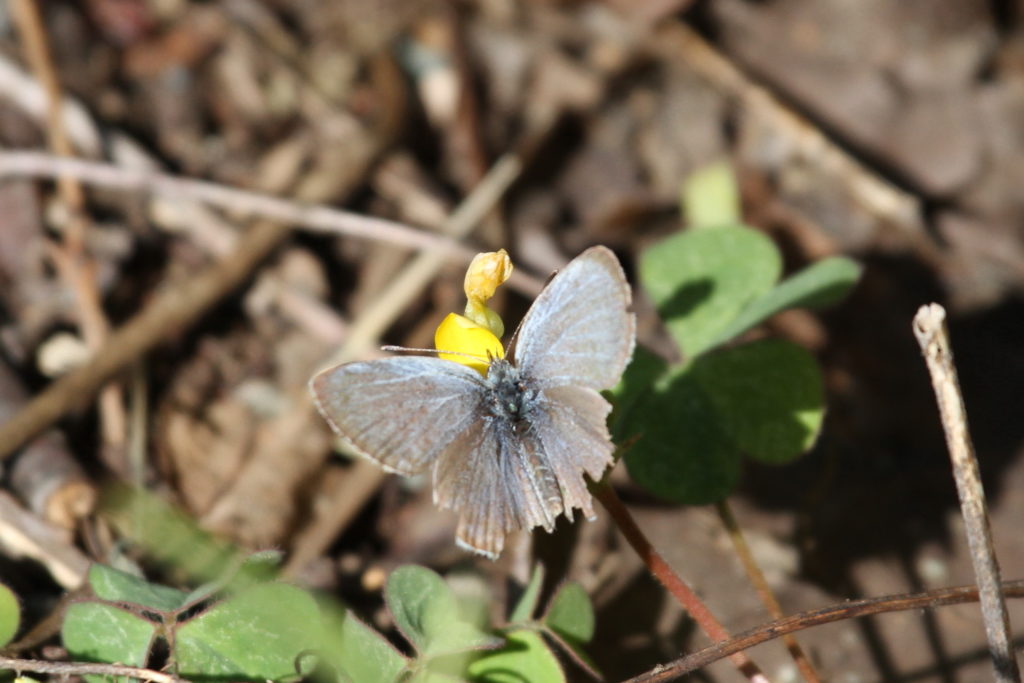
top-left (463, 249), bottom-right (512, 338)
top-left (434, 249), bottom-right (512, 375)
top-left (435, 313), bottom-right (504, 374)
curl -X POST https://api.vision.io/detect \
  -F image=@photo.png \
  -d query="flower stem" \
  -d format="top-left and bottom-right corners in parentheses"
top-left (592, 482), bottom-right (771, 683)
top-left (716, 499), bottom-right (819, 682)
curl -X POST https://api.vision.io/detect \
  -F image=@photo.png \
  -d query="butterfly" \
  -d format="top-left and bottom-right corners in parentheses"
top-left (310, 246), bottom-right (635, 558)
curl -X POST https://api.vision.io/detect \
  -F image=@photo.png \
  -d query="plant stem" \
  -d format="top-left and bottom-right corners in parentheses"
top-left (623, 578), bottom-right (1024, 682)
top-left (593, 482), bottom-right (771, 683)
top-left (716, 500), bottom-right (820, 682)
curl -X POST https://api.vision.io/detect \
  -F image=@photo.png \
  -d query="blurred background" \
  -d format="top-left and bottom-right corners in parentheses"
top-left (1, 1), bottom-right (1023, 680)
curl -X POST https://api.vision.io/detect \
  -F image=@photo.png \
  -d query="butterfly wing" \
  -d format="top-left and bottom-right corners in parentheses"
top-left (511, 245), bottom-right (635, 391)
top-left (433, 416), bottom-right (563, 558)
top-left (310, 357), bottom-right (486, 475)
top-left (432, 384), bottom-right (615, 558)
top-left (528, 384), bottom-right (616, 519)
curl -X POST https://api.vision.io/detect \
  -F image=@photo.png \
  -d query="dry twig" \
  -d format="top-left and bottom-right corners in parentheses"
top-left (0, 492), bottom-right (90, 589)
top-left (651, 22), bottom-right (923, 235)
top-left (912, 303), bottom-right (1020, 682)
top-left (0, 656), bottom-right (180, 683)
top-left (623, 578), bottom-right (1024, 682)
top-left (0, 219), bottom-right (291, 461)
top-left (11, 0), bottom-right (128, 473)
top-left (0, 151), bottom-right (543, 298)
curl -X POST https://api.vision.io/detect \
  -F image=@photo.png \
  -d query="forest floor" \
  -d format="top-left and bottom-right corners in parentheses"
top-left (1, 1), bottom-right (1024, 681)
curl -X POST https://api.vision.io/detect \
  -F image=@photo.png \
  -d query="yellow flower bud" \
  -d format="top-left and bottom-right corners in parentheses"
top-left (434, 313), bottom-right (504, 375)
top-left (463, 249), bottom-right (512, 338)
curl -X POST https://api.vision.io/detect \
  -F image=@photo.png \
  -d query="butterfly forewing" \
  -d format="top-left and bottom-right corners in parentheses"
top-left (310, 357), bottom-right (486, 475)
top-left (512, 246), bottom-right (635, 391)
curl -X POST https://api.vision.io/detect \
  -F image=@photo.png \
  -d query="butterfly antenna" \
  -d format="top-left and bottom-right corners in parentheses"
top-left (381, 345), bottom-right (491, 363)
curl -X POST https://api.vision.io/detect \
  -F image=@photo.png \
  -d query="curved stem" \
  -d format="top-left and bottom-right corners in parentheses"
top-left (592, 482), bottom-right (770, 683)
top-left (716, 499), bottom-right (819, 682)
top-left (621, 578), bottom-right (1024, 682)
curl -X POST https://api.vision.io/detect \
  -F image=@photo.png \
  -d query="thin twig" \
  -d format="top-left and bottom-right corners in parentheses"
top-left (912, 303), bottom-right (1020, 682)
top-left (621, 579), bottom-right (1024, 682)
top-left (0, 219), bottom-right (289, 461)
top-left (650, 22), bottom-right (923, 235)
top-left (0, 656), bottom-right (182, 683)
top-left (0, 491), bottom-right (90, 589)
top-left (715, 500), bottom-right (820, 682)
top-left (11, 0), bottom-right (128, 472)
top-left (0, 151), bottom-right (543, 299)
top-left (593, 483), bottom-right (770, 683)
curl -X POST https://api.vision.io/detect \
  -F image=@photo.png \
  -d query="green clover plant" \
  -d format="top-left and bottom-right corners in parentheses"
top-left (59, 561), bottom-right (592, 683)
top-left (614, 161), bottom-right (861, 503)
top-left (53, 490), bottom-right (594, 683)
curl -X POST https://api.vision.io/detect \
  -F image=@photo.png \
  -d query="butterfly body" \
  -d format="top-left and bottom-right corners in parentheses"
top-left (483, 359), bottom-right (538, 430)
top-left (311, 246), bottom-right (635, 558)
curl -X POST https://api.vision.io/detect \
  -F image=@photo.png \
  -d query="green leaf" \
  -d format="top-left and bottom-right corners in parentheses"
top-left (181, 551), bottom-right (284, 607)
top-left (640, 226), bottom-right (781, 359)
top-left (709, 256), bottom-right (862, 348)
top-left (609, 346), bottom-right (668, 428)
top-left (408, 669), bottom-right (464, 683)
top-left (62, 603), bottom-right (155, 683)
top-left (101, 485), bottom-right (240, 586)
top-left (0, 584), bottom-right (20, 647)
top-left (509, 565), bottom-right (545, 624)
top-left (682, 161), bottom-right (741, 229)
top-left (87, 565), bottom-right (187, 612)
top-left (542, 583), bottom-right (593, 645)
top-left (174, 582), bottom-right (321, 681)
top-left (321, 601), bottom-right (407, 683)
top-left (620, 365), bottom-right (742, 504)
top-left (467, 630), bottom-right (565, 683)
top-left (692, 339), bottom-right (824, 464)
top-left (386, 566), bottom-right (500, 658)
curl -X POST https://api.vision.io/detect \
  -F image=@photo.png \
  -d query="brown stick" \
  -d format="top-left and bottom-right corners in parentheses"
top-left (621, 579), bottom-right (1024, 682)
top-left (912, 303), bottom-right (1020, 682)
top-left (593, 483), bottom-right (771, 683)
top-left (11, 0), bottom-right (128, 472)
top-left (0, 491), bottom-right (90, 588)
top-left (0, 151), bottom-right (543, 299)
top-left (0, 656), bottom-right (181, 683)
top-left (650, 22), bottom-right (922, 236)
top-left (716, 500), bottom-right (820, 682)
top-left (0, 219), bottom-right (289, 461)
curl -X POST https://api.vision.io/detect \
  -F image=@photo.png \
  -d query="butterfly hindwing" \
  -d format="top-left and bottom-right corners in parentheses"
top-left (531, 384), bottom-right (615, 519)
top-left (434, 414), bottom-right (561, 558)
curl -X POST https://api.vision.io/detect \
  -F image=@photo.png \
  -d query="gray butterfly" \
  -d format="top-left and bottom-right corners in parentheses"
top-left (310, 246), bottom-right (636, 558)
